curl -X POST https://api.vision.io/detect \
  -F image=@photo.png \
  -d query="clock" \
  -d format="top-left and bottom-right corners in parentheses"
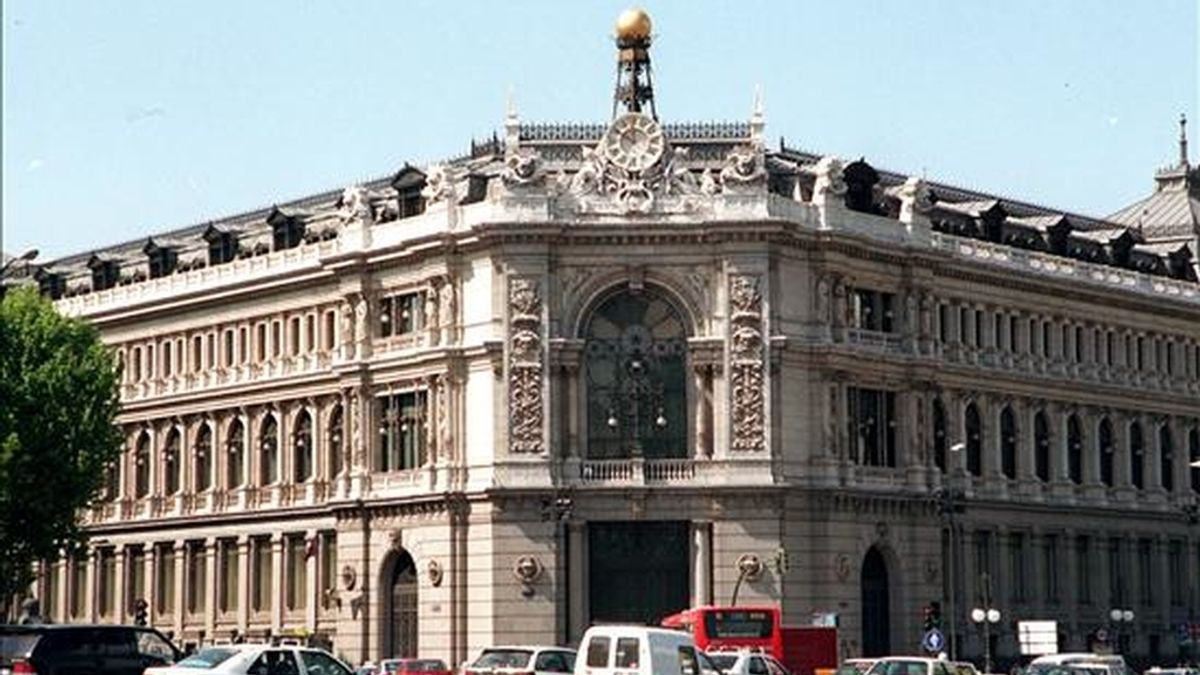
top-left (601, 112), bottom-right (665, 172)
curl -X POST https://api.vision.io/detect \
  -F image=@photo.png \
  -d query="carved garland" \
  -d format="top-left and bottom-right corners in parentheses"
top-left (508, 277), bottom-right (545, 453)
top-left (729, 274), bottom-right (766, 452)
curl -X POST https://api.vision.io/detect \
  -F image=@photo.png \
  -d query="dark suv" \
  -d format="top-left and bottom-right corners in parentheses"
top-left (0, 624), bottom-right (181, 674)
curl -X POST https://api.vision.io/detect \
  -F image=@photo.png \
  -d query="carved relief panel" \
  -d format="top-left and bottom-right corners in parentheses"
top-left (728, 274), bottom-right (766, 452)
top-left (508, 277), bottom-right (545, 454)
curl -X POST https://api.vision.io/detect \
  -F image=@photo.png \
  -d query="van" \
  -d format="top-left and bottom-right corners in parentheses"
top-left (576, 626), bottom-right (704, 675)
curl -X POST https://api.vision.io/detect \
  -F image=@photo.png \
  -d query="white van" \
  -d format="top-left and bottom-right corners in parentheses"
top-left (575, 626), bottom-right (704, 675)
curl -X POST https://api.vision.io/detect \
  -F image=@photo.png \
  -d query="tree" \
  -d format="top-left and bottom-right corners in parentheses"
top-left (0, 287), bottom-right (123, 618)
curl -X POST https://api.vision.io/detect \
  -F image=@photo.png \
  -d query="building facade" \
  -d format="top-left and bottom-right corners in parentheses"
top-left (16, 16), bottom-right (1200, 669)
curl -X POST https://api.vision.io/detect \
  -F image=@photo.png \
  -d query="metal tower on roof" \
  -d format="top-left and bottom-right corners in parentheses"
top-left (612, 8), bottom-right (657, 120)
top-left (1179, 113), bottom-right (1189, 167)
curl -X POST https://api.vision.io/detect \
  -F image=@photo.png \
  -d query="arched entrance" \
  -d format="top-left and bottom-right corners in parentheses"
top-left (382, 550), bottom-right (418, 658)
top-left (860, 547), bottom-right (891, 657)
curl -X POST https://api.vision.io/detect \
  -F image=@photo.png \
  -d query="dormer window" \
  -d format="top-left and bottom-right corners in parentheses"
top-left (203, 225), bottom-right (237, 266)
top-left (1045, 218), bottom-right (1072, 256)
top-left (88, 256), bottom-right (120, 291)
top-left (143, 240), bottom-right (177, 279)
top-left (391, 167), bottom-right (427, 219)
top-left (35, 269), bottom-right (65, 300)
top-left (842, 160), bottom-right (880, 215)
top-left (978, 203), bottom-right (1007, 243)
top-left (267, 207), bottom-right (305, 251)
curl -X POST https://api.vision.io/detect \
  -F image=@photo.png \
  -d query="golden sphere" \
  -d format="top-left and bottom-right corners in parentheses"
top-left (615, 8), bottom-right (652, 42)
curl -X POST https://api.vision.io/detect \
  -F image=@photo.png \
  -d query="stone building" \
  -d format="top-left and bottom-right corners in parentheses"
top-left (16, 10), bottom-right (1200, 668)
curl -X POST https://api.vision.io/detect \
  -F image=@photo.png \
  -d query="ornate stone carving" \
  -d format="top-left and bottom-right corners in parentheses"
top-left (508, 277), bottom-right (544, 454)
top-left (729, 275), bottom-right (766, 452)
top-left (811, 156), bottom-right (848, 201)
top-left (339, 185), bottom-right (375, 226)
top-left (719, 144), bottom-right (767, 190)
top-left (501, 149), bottom-right (545, 188)
top-left (897, 175), bottom-right (933, 222)
top-left (421, 164), bottom-right (455, 204)
top-left (834, 553), bottom-right (852, 581)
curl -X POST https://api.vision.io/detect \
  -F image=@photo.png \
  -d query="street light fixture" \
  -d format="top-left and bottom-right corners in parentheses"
top-left (971, 575), bottom-right (1001, 675)
top-left (1108, 608), bottom-right (1135, 655)
top-left (0, 248), bottom-right (39, 281)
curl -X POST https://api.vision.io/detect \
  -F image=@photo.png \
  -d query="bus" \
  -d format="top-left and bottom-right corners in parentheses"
top-left (660, 606), bottom-right (783, 659)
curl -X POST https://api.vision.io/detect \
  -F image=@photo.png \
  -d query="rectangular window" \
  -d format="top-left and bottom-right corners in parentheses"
top-left (975, 530), bottom-right (992, 595)
top-left (187, 542), bottom-right (206, 615)
top-left (98, 548), bottom-right (116, 618)
top-left (974, 310), bottom-right (983, 348)
top-left (156, 544), bottom-right (175, 615)
top-left (1074, 326), bottom-right (1084, 362)
top-left (1108, 538), bottom-right (1123, 603)
top-left (960, 308), bottom-right (970, 344)
top-left (223, 330), bottom-right (234, 367)
top-left (1137, 538), bottom-right (1153, 604)
top-left (1168, 540), bottom-right (1184, 605)
top-left (253, 538), bottom-right (272, 612)
top-left (846, 387), bottom-right (896, 467)
top-left (286, 535), bottom-right (307, 611)
top-left (377, 391), bottom-right (428, 472)
top-left (323, 311), bottom-right (336, 350)
top-left (69, 554), bottom-right (87, 619)
top-left (220, 539), bottom-right (239, 613)
top-left (162, 342), bottom-right (173, 378)
top-left (938, 305), bottom-right (949, 343)
top-left (128, 547), bottom-right (145, 614)
top-left (256, 324), bottom-right (267, 362)
top-left (305, 315), bottom-right (316, 353)
top-left (320, 532), bottom-right (338, 610)
top-left (271, 322), bottom-right (282, 358)
top-left (849, 288), bottom-right (895, 333)
top-left (1009, 315), bottom-right (1018, 353)
top-left (1009, 533), bottom-right (1026, 602)
top-left (993, 313), bottom-right (1002, 350)
top-left (379, 292), bottom-right (424, 338)
top-left (1076, 536), bottom-right (1091, 603)
top-left (1044, 535), bottom-right (1059, 602)
top-left (192, 336), bottom-right (203, 372)
top-left (239, 327), bottom-right (249, 364)
top-left (289, 317), bottom-right (301, 355)
top-left (1042, 322), bottom-right (1051, 358)
top-left (205, 334), bottom-right (215, 370)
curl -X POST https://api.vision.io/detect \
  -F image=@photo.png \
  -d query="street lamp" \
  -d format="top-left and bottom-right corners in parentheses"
top-left (971, 573), bottom-right (1001, 674)
top-left (1108, 608), bottom-right (1135, 655)
top-left (934, 486), bottom-right (966, 660)
top-left (0, 249), bottom-right (39, 294)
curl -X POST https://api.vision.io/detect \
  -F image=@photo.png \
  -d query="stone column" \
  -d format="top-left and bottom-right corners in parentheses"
top-left (567, 522), bottom-right (588, 644)
top-left (271, 534), bottom-right (285, 634)
top-left (305, 530), bottom-right (319, 631)
top-left (52, 559), bottom-right (67, 623)
top-left (114, 548), bottom-right (127, 624)
top-left (84, 548), bottom-right (98, 622)
top-left (690, 521), bottom-right (712, 607)
top-left (982, 396), bottom-right (1002, 482)
top-left (145, 545), bottom-right (157, 627)
top-left (236, 536), bottom-right (250, 634)
top-left (566, 361), bottom-right (581, 459)
top-left (205, 538), bottom-right (218, 639)
top-left (173, 541), bottom-right (186, 638)
top-left (692, 364), bottom-right (710, 459)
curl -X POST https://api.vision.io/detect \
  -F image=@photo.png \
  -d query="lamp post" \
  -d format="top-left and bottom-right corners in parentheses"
top-left (971, 572), bottom-right (1001, 674)
top-left (0, 248), bottom-right (38, 278)
top-left (935, 484), bottom-right (966, 659)
top-left (1109, 608), bottom-right (1135, 656)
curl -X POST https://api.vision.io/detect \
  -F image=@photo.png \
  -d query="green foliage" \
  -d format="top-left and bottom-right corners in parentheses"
top-left (0, 287), bottom-right (123, 610)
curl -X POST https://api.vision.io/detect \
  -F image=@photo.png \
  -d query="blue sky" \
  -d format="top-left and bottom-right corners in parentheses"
top-left (3, 1), bottom-right (1197, 261)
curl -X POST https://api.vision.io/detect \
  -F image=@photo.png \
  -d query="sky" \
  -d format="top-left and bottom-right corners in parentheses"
top-left (3, 1), bottom-right (1198, 262)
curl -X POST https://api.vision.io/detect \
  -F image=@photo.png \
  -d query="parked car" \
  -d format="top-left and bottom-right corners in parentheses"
top-left (464, 646), bottom-right (577, 675)
top-left (705, 649), bottom-right (791, 675)
top-left (0, 623), bottom-right (181, 675)
top-left (953, 662), bottom-right (981, 675)
top-left (575, 625), bottom-right (703, 675)
top-left (865, 657), bottom-right (957, 675)
top-left (835, 659), bottom-right (879, 675)
top-left (144, 643), bottom-right (354, 675)
top-left (381, 658), bottom-right (452, 675)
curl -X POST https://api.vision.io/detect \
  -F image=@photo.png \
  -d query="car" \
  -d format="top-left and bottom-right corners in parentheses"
top-left (0, 623), bottom-right (181, 675)
top-left (865, 657), bottom-right (957, 675)
top-left (144, 643), bottom-right (354, 675)
top-left (464, 646), bottom-right (577, 675)
top-left (1144, 669), bottom-right (1200, 675)
top-left (380, 658), bottom-right (452, 675)
top-left (834, 659), bottom-right (879, 675)
top-left (705, 650), bottom-right (791, 675)
top-left (953, 662), bottom-right (981, 675)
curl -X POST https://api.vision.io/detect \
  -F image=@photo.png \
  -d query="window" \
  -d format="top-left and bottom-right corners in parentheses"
top-left (1076, 536), bottom-right (1091, 603)
top-left (289, 316), bottom-right (300, 355)
top-left (239, 327), bottom-right (249, 364)
top-left (163, 429), bottom-right (182, 495)
top-left (101, 460), bottom-right (120, 502)
top-left (847, 387), bottom-right (896, 467)
top-left (964, 403), bottom-right (982, 477)
top-left (270, 212), bottom-right (305, 251)
top-left (1168, 540), bottom-right (1185, 605)
top-left (205, 228), bottom-right (237, 266)
top-left (1130, 422), bottom-right (1145, 489)
top-left (98, 548), bottom-right (116, 618)
top-left (1107, 538), bottom-right (1123, 603)
top-left (323, 311), bottom-right (336, 351)
top-left (162, 341), bottom-right (173, 377)
top-left (252, 538), bottom-right (272, 612)
top-left (1066, 415), bottom-right (1083, 485)
top-left (1034, 412), bottom-right (1051, 482)
top-left (1159, 425), bottom-right (1174, 492)
top-left (194, 425), bottom-right (213, 492)
top-left (305, 315), bottom-right (315, 353)
top-left (932, 398), bottom-right (947, 473)
top-left (849, 288), bottom-right (895, 332)
top-left (379, 292), bottom-right (423, 338)
top-left (1190, 427), bottom-right (1200, 494)
top-left (260, 415), bottom-right (279, 485)
top-left (134, 432), bottom-right (151, 498)
top-left (328, 406), bottom-right (344, 478)
top-left (586, 637), bottom-right (611, 668)
top-left (293, 411), bottom-right (313, 483)
top-left (226, 419), bottom-right (245, 488)
top-left (286, 535), bottom-right (307, 611)
top-left (132, 347), bottom-right (143, 381)
top-left (256, 324), bottom-right (267, 362)
top-left (223, 329), bottom-right (234, 367)
top-left (128, 547), bottom-right (145, 614)
top-left (271, 322), bottom-right (281, 358)
top-left (1098, 418), bottom-right (1114, 487)
top-left (319, 532), bottom-right (337, 611)
top-left (377, 392), bottom-right (428, 472)
top-left (146, 244), bottom-right (176, 278)
top-left (1000, 406), bottom-right (1017, 479)
top-left (187, 541), bottom-right (206, 615)
top-left (1043, 534), bottom-right (1059, 601)
top-left (192, 335), bottom-right (203, 372)
top-left (938, 305), bottom-right (949, 343)
top-left (156, 544), bottom-right (175, 614)
top-left (219, 539), bottom-right (238, 613)
top-left (89, 258), bottom-right (120, 291)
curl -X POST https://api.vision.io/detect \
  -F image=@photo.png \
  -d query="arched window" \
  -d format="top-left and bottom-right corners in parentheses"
top-left (584, 289), bottom-right (688, 460)
top-left (1130, 421), bottom-right (1144, 489)
top-left (260, 414), bottom-right (279, 485)
top-left (964, 403), bottom-right (982, 477)
top-left (932, 398), bottom-right (947, 473)
top-left (1000, 406), bottom-right (1017, 479)
top-left (163, 429), bottom-right (182, 495)
top-left (293, 410), bottom-right (313, 483)
top-left (194, 424), bottom-right (213, 492)
top-left (1034, 411), bottom-right (1051, 482)
top-left (101, 460), bottom-right (120, 502)
top-left (1190, 427), bottom-right (1200, 494)
top-left (1066, 415), bottom-right (1083, 485)
top-left (134, 432), bottom-right (151, 498)
top-left (1159, 424), bottom-right (1174, 492)
top-left (328, 405), bottom-right (344, 478)
top-left (1098, 418), bottom-right (1114, 487)
top-left (226, 419), bottom-right (245, 488)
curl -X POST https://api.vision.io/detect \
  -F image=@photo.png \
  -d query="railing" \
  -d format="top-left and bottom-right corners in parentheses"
top-left (119, 351), bottom-right (334, 402)
top-left (579, 458), bottom-right (696, 485)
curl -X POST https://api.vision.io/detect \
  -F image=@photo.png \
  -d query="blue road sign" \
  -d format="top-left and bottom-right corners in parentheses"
top-left (922, 629), bottom-right (946, 653)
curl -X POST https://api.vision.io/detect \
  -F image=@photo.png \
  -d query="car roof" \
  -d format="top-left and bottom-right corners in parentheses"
top-left (482, 645), bottom-right (575, 651)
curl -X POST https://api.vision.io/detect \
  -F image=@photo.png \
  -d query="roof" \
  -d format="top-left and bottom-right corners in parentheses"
top-left (1107, 185), bottom-right (1200, 239)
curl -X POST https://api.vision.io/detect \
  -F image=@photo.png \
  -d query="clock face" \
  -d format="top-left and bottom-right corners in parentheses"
top-left (601, 113), bottom-right (665, 172)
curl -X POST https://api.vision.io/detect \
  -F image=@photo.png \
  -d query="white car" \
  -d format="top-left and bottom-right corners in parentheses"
top-left (145, 643), bottom-right (354, 675)
top-left (704, 650), bottom-right (791, 675)
top-left (465, 646), bottom-right (577, 675)
top-left (866, 657), bottom-right (957, 675)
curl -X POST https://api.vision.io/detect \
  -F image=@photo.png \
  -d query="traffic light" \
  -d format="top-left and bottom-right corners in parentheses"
top-left (923, 604), bottom-right (935, 631)
top-left (929, 601), bottom-right (942, 630)
top-left (134, 598), bottom-right (148, 627)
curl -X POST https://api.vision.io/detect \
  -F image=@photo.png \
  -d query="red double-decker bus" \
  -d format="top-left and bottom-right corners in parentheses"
top-left (660, 605), bottom-right (783, 658)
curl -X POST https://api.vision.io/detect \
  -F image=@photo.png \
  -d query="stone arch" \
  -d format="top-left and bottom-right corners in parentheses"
top-left (379, 546), bottom-right (419, 659)
top-left (860, 545), bottom-right (893, 657)
top-left (568, 273), bottom-right (704, 340)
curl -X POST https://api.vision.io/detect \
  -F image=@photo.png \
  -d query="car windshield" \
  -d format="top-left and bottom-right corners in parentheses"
top-left (708, 655), bottom-right (739, 670)
top-left (869, 660), bottom-right (929, 675)
top-left (472, 650), bottom-right (533, 669)
top-left (175, 648), bottom-right (239, 668)
top-left (0, 634), bottom-right (40, 658)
